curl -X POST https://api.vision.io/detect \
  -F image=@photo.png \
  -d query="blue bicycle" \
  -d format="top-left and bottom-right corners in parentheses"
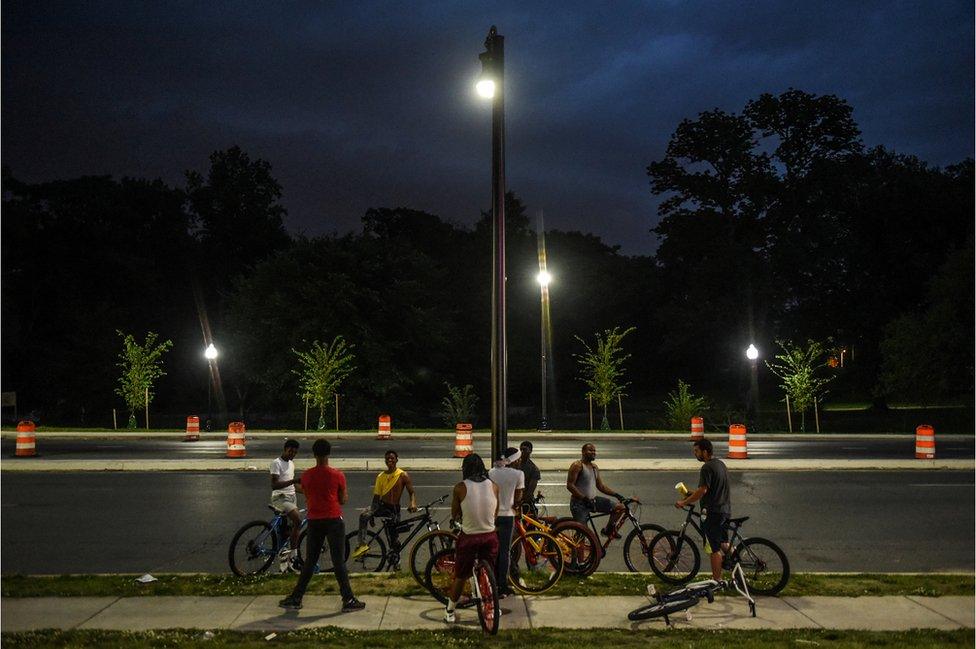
top-left (229, 505), bottom-right (308, 576)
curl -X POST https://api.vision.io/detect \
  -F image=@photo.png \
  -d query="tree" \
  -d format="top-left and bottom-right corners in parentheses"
top-left (115, 331), bottom-right (173, 428)
top-left (440, 383), bottom-right (478, 427)
top-left (663, 380), bottom-right (709, 431)
top-left (574, 326), bottom-right (635, 430)
top-left (292, 337), bottom-right (356, 430)
top-left (765, 339), bottom-right (834, 431)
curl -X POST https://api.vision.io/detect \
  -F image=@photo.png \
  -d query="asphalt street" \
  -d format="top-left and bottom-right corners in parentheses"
top-left (4, 436), bottom-right (973, 461)
top-left (2, 470), bottom-right (972, 575)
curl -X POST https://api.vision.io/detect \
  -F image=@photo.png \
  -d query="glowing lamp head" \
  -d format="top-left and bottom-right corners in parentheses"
top-left (476, 78), bottom-right (496, 98)
top-left (205, 343), bottom-right (218, 360)
top-left (746, 344), bottom-right (759, 360)
top-left (536, 270), bottom-right (552, 287)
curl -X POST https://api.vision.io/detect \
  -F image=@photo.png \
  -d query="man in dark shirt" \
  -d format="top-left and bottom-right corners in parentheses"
top-left (279, 439), bottom-right (365, 612)
top-left (675, 438), bottom-right (731, 580)
top-left (518, 440), bottom-right (541, 512)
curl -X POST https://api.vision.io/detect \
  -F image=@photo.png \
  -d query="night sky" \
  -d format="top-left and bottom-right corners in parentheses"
top-left (3, 1), bottom-right (973, 254)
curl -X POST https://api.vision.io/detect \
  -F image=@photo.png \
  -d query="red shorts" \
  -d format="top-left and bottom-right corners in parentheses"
top-left (454, 531), bottom-right (498, 580)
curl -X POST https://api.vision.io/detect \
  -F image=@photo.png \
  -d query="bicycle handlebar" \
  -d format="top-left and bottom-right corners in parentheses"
top-left (422, 494), bottom-right (449, 509)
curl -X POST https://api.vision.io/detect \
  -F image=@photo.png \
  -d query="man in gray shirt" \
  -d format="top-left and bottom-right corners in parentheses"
top-left (675, 438), bottom-right (731, 580)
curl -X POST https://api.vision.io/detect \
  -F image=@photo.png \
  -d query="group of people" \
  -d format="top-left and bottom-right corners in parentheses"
top-left (267, 436), bottom-right (731, 621)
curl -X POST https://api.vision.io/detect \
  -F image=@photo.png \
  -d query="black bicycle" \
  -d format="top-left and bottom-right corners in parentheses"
top-left (298, 495), bottom-right (451, 575)
top-left (648, 504), bottom-right (790, 596)
top-left (628, 561), bottom-right (757, 625)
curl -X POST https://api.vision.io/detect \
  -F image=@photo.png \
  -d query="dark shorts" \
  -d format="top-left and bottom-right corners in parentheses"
top-left (454, 531), bottom-right (499, 580)
top-left (701, 511), bottom-right (730, 554)
top-left (570, 496), bottom-right (613, 524)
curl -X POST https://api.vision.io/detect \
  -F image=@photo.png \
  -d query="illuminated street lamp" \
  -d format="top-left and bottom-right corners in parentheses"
top-left (477, 25), bottom-right (507, 461)
top-left (536, 259), bottom-right (552, 432)
top-left (205, 343), bottom-right (218, 360)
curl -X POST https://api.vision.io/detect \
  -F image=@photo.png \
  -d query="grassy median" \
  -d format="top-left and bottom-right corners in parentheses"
top-left (2, 628), bottom-right (973, 648)
top-left (2, 572), bottom-right (972, 598)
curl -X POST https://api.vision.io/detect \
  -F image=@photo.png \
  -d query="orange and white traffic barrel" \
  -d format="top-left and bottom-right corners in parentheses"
top-left (453, 423), bottom-right (473, 458)
top-left (727, 424), bottom-right (748, 459)
top-left (690, 417), bottom-right (704, 441)
top-left (915, 425), bottom-right (935, 459)
top-left (226, 422), bottom-right (247, 458)
top-left (15, 421), bottom-right (36, 457)
top-left (377, 414), bottom-right (392, 440)
top-left (184, 416), bottom-right (200, 442)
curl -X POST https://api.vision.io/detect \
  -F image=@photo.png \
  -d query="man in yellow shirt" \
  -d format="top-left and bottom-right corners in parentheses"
top-left (352, 450), bottom-right (417, 558)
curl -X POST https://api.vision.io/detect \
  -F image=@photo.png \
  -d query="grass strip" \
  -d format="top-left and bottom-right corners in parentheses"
top-left (1, 628), bottom-right (972, 648)
top-left (2, 572), bottom-right (972, 598)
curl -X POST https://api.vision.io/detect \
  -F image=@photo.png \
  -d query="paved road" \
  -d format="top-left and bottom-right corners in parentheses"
top-left (4, 436), bottom-right (973, 460)
top-left (2, 470), bottom-right (972, 574)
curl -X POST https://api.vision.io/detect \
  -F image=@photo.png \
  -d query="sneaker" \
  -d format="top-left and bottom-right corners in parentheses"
top-left (350, 543), bottom-right (370, 559)
top-left (278, 597), bottom-right (302, 610)
top-left (443, 607), bottom-right (456, 623)
top-left (601, 527), bottom-right (621, 539)
top-left (289, 557), bottom-right (305, 574)
top-left (342, 598), bottom-right (366, 612)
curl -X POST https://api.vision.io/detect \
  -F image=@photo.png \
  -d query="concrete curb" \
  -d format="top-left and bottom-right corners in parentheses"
top-left (2, 457), bottom-right (972, 472)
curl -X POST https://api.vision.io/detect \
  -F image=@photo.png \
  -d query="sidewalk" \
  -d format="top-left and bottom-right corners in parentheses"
top-left (2, 457), bottom-right (973, 472)
top-left (2, 595), bottom-right (973, 632)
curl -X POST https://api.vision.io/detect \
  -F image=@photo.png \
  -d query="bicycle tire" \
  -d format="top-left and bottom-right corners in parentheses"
top-left (551, 520), bottom-right (600, 576)
top-left (344, 529), bottom-right (388, 572)
top-left (622, 522), bottom-right (668, 572)
top-left (229, 520), bottom-right (277, 576)
top-left (508, 530), bottom-right (564, 595)
top-left (648, 530), bottom-right (701, 584)
top-left (295, 528), bottom-right (385, 573)
top-left (474, 559), bottom-right (500, 635)
top-left (424, 547), bottom-right (459, 605)
top-left (409, 530), bottom-right (456, 589)
top-left (732, 537), bottom-right (790, 596)
top-left (627, 595), bottom-right (699, 621)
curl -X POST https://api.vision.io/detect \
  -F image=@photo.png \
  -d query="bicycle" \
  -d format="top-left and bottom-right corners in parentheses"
top-left (507, 520), bottom-right (566, 594)
top-left (627, 561), bottom-right (757, 625)
top-left (298, 495), bottom-right (452, 577)
top-left (574, 497), bottom-right (667, 573)
top-left (228, 505), bottom-right (307, 576)
top-left (517, 492), bottom-right (600, 577)
top-left (425, 546), bottom-right (500, 635)
top-left (648, 504), bottom-right (790, 595)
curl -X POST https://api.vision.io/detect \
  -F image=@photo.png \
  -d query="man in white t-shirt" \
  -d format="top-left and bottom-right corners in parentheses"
top-left (270, 439), bottom-right (303, 571)
top-left (488, 447), bottom-right (524, 597)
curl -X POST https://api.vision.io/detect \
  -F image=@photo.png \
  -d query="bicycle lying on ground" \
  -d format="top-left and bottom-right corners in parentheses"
top-left (628, 560), bottom-right (757, 625)
top-left (648, 504), bottom-right (790, 595)
top-left (228, 506), bottom-right (307, 576)
top-left (425, 546), bottom-right (500, 635)
top-left (577, 497), bottom-right (667, 572)
top-left (299, 495), bottom-right (453, 581)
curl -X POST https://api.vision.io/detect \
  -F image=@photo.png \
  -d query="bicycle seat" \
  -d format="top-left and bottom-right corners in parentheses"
top-left (727, 516), bottom-right (749, 527)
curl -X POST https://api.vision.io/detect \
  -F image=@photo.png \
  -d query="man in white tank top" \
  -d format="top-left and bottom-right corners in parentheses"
top-left (444, 453), bottom-right (499, 624)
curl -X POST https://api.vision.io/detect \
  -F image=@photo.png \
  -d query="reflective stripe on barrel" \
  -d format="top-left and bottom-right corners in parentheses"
top-left (453, 423), bottom-right (473, 458)
top-left (727, 424), bottom-right (748, 459)
top-left (915, 424), bottom-right (935, 459)
top-left (690, 417), bottom-right (704, 441)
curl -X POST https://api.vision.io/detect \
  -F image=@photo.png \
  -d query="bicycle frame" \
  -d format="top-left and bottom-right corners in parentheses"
top-left (584, 501), bottom-right (641, 551)
top-left (381, 508), bottom-right (440, 552)
top-left (673, 506), bottom-right (745, 552)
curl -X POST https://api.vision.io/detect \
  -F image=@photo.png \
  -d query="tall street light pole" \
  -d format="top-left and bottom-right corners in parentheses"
top-left (746, 343), bottom-right (759, 427)
top-left (478, 26), bottom-right (507, 462)
top-left (536, 227), bottom-right (552, 432)
top-left (204, 343), bottom-right (218, 431)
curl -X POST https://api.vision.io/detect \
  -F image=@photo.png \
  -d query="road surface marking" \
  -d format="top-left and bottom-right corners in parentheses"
top-left (907, 484), bottom-right (974, 488)
top-left (842, 447), bottom-right (868, 450)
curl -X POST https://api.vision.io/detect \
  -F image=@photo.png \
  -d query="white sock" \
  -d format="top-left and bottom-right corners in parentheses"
top-left (446, 599), bottom-right (456, 613)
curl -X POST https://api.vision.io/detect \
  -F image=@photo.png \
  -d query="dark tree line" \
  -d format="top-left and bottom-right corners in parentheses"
top-left (2, 90), bottom-right (972, 428)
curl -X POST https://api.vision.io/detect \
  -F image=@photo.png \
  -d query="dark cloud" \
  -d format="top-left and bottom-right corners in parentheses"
top-left (3, 1), bottom-right (972, 254)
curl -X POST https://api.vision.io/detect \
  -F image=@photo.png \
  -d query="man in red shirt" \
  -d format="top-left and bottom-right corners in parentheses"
top-left (279, 439), bottom-right (365, 612)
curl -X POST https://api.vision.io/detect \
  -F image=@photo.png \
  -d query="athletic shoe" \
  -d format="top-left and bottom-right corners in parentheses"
top-left (289, 558), bottom-right (305, 574)
top-left (278, 597), bottom-right (302, 610)
top-left (350, 543), bottom-right (370, 559)
top-left (443, 607), bottom-right (456, 623)
top-left (342, 598), bottom-right (366, 612)
top-left (601, 526), bottom-right (621, 539)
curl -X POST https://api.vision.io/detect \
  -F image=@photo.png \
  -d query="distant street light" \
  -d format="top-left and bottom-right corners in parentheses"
top-left (478, 25), bottom-right (507, 461)
top-left (745, 344), bottom-right (759, 426)
top-left (536, 236), bottom-right (552, 432)
top-left (204, 343), bottom-right (218, 430)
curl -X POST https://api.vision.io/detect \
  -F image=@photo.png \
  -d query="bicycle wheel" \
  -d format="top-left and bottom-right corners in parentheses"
top-left (229, 521), bottom-right (278, 576)
top-left (627, 596), bottom-right (699, 621)
top-left (622, 522), bottom-right (668, 572)
top-left (409, 530), bottom-right (456, 589)
top-left (474, 559), bottom-right (500, 635)
top-left (551, 520), bottom-right (600, 576)
top-left (344, 529), bottom-right (388, 572)
top-left (648, 530), bottom-right (701, 584)
top-left (424, 547), bottom-right (460, 605)
top-left (508, 530), bottom-right (564, 595)
top-left (732, 537), bottom-right (790, 596)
